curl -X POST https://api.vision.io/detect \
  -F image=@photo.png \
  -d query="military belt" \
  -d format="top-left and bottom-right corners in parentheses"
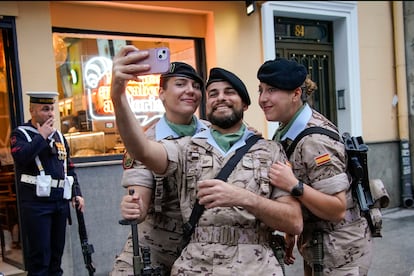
top-left (191, 226), bottom-right (269, 246)
top-left (21, 174), bottom-right (66, 188)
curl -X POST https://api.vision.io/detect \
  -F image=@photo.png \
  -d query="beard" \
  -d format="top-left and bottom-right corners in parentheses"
top-left (207, 105), bottom-right (244, 129)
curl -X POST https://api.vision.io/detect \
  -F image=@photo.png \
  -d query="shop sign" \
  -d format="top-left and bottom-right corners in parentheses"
top-left (82, 56), bottom-right (165, 127)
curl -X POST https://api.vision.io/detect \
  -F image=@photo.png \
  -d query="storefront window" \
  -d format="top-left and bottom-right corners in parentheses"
top-left (53, 30), bottom-right (202, 158)
top-left (1, 16), bottom-right (24, 270)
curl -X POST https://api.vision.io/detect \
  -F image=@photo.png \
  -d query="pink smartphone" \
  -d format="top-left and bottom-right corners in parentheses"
top-left (136, 47), bottom-right (170, 75)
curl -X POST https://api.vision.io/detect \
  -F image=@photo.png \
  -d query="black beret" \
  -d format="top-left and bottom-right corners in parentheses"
top-left (257, 58), bottom-right (307, 90)
top-left (161, 62), bottom-right (204, 87)
top-left (206, 67), bottom-right (251, 106)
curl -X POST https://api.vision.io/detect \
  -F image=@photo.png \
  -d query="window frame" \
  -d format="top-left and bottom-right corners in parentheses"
top-left (52, 27), bottom-right (207, 164)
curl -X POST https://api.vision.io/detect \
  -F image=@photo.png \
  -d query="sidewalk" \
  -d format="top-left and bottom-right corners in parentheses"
top-left (369, 208), bottom-right (414, 276)
top-left (284, 207), bottom-right (414, 276)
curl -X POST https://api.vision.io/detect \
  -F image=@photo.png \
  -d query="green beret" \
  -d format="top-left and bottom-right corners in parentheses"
top-left (206, 67), bottom-right (251, 106)
top-left (257, 58), bottom-right (307, 90)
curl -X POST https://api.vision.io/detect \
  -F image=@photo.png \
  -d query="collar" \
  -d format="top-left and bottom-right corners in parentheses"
top-left (155, 115), bottom-right (208, 141)
top-left (282, 103), bottom-right (312, 141)
top-left (193, 124), bottom-right (255, 156)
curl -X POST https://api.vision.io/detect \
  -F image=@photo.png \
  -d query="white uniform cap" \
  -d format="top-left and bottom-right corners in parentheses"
top-left (26, 91), bottom-right (59, 104)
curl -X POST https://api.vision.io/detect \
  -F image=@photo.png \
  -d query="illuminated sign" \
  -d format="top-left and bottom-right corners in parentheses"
top-left (83, 56), bottom-right (165, 126)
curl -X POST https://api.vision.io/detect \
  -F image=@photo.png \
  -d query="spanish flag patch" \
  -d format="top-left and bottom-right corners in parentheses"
top-left (314, 153), bottom-right (331, 166)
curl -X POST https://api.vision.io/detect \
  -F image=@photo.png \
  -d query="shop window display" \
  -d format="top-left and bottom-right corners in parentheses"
top-left (53, 30), bottom-right (202, 158)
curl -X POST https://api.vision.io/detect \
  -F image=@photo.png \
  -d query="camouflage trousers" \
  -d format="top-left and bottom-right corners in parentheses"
top-left (110, 219), bottom-right (183, 276)
top-left (171, 242), bottom-right (283, 276)
top-left (300, 216), bottom-right (373, 276)
top-left (171, 226), bottom-right (283, 276)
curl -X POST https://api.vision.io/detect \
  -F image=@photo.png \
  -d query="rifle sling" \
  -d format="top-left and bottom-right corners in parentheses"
top-left (285, 127), bottom-right (340, 158)
top-left (284, 127), bottom-right (340, 276)
top-left (183, 135), bottom-right (262, 240)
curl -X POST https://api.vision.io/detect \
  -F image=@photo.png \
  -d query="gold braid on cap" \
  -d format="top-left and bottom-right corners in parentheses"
top-left (30, 98), bottom-right (56, 104)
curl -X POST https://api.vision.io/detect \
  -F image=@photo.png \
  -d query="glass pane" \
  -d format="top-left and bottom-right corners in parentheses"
top-left (1, 25), bottom-right (23, 269)
top-left (0, 31), bottom-right (13, 167)
top-left (53, 32), bottom-right (198, 158)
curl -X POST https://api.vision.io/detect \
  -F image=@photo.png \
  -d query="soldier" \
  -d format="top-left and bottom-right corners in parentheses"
top-left (110, 61), bottom-right (209, 275)
top-left (10, 91), bottom-right (85, 276)
top-left (110, 45), bottom-right (303, 275)
top-left (258, 58), bottom-right (373, 275)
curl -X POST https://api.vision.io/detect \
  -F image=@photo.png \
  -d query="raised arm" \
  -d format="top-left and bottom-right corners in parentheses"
top-left (110, 45), bottom-right (168, 174)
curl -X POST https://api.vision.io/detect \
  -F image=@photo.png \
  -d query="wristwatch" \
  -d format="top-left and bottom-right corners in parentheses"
top-left (291, 181), bottom-right (304, 198)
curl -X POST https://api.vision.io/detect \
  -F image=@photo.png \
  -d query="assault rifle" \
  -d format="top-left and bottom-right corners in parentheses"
top-left (75, 199), bottom-right (96, 276)
top-left (119, 189), bottom-right (162, 276)
top-left (287, 127), bottom-right (386, 238)
top-left (342, 133), bottom-right (377, 233)
top-left (311, 231), bottom-right (324, 276)
top-left (282, 126), bottom-right (389, 237)
top-left (342, 133), bottom-right (374, 211)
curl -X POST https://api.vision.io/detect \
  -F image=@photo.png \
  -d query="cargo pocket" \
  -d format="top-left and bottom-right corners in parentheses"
top-left (240, 153), bottom-right (272, 197)
top-left (323, 219), bottom-right (368, 268)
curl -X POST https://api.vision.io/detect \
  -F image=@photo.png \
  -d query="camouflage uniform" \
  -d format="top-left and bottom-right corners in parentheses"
top-left (110, 116), bottom-right (209, 276)
top-left (159, 127), bottom-right (289, 275)
top-left (284, 104), bottom-right (373, 276)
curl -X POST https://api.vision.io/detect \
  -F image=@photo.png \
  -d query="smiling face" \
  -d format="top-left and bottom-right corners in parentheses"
top-left (159, 76), bottom-right (202, 124)
top-left (206, 81), bottom-right (247, 131)
top-left (258, 82), bottom-right (302, 125)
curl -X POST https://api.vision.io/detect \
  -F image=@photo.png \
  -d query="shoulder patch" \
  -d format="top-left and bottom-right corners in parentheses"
top-left (314, 153), bottom-right (331, 166)
top-left (122, 152), bottom-right (134, 169)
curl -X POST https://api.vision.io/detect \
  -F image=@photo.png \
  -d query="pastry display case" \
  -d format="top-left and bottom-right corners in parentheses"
top-left (64, 131), bottom-right (105, 157)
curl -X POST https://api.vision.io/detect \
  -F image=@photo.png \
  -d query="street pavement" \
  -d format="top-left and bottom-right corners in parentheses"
top-left (284, 207), bottom-right (414, 276)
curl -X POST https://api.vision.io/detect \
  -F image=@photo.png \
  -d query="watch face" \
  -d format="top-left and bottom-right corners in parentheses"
top-left (291, 181), bottom-right (304, 197)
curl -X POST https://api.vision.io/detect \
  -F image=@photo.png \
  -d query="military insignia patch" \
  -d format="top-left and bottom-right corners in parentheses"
top-left (123, 152), bottom-right (134, 169)
top-left (314, 153), bottom-right (331, 166)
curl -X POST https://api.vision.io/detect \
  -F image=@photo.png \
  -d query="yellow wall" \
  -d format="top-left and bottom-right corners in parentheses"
top-left (358, 1), bottom-right (398, 142)
top-left (4, 2), bottom-right (59, 125)
top-left (0, 1), bottom-right (400, 141)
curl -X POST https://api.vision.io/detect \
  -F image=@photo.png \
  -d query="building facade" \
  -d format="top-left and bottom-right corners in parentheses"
top-left (0, 1), bottom-right (413, 274)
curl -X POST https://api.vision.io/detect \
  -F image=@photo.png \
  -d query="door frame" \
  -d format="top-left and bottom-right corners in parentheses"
top-left (260, 1), bottom-right (361, 138)
top-left (0, 16), bottom-right (24, 270)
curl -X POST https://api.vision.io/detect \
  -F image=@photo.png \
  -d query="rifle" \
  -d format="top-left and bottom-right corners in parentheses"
top-left (286, 128), bottom-right (385, 237)
top-left (269, 232), bottom-right (286, 276)
top-left (75, 199), bottom-right (96, 276)
top-left (311, 231), bottom-right (324, 276)
top-left (342, 133), bottom-right (377, 232)
top-left (118, 189), bottom-right (162, 276)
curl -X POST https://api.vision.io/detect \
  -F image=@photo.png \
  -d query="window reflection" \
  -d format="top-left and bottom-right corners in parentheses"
top-left (53, 31), bottom-right (198, 157)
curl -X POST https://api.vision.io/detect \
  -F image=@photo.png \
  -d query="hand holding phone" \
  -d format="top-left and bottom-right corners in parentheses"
top-left (129, 47), bottom-right (170, 75)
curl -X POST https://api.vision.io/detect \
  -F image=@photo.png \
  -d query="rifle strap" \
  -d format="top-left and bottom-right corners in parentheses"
top-left (182, 135), bottom-right (262, 241)
top-left (285, 127), bottom-right (340, 158)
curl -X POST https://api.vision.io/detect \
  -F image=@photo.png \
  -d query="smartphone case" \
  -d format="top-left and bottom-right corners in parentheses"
top-left (138, 47), bottom-right (170, 75)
